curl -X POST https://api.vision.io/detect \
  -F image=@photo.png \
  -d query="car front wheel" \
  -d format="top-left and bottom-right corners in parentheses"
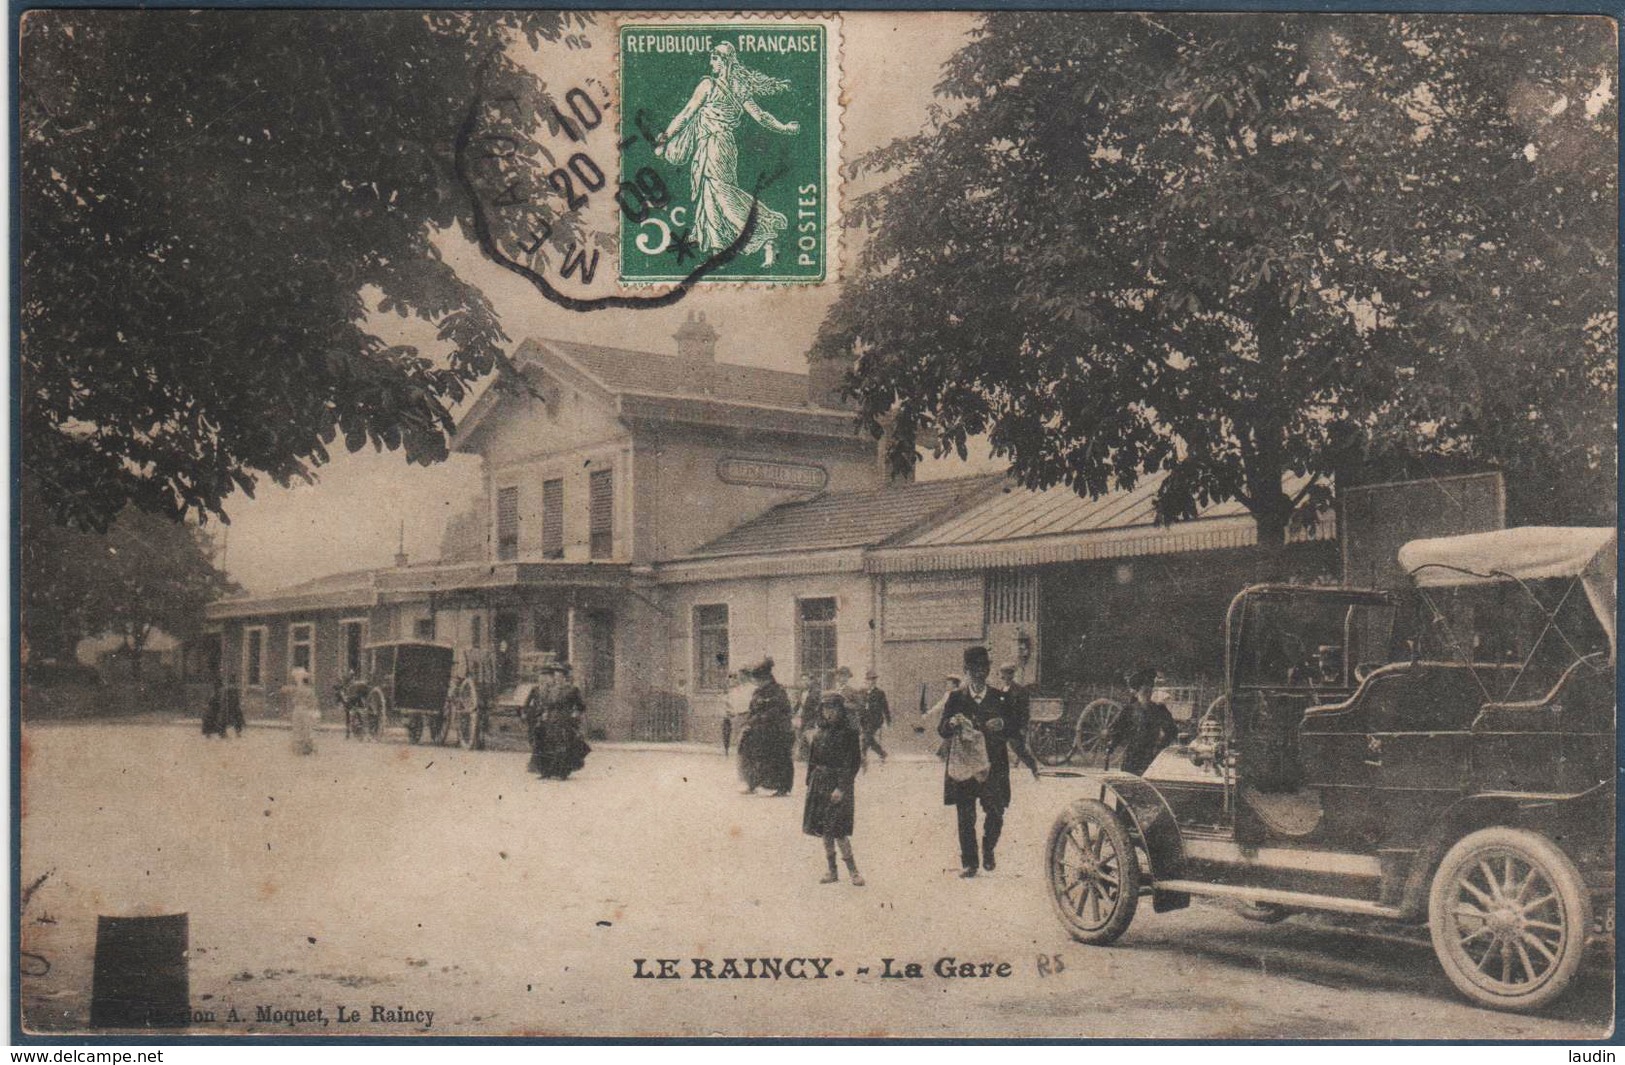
top-left (1046, 799), bottom-right (1140, 945)
top-left (1428, 826), bottom-right (1590, 1012)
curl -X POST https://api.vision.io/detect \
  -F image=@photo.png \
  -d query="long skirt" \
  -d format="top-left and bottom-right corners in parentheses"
top-left (534, 718), bottom-right (589, 779)
top-left (739, 727), bottom-right (795, 793)
top-left (290, 708), bottom-right (318, 756)
top-left (802, 766), bottom-right (855, 838)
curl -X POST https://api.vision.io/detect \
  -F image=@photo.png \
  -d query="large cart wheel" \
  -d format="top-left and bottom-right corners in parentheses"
top-left (1429, 827), bottom-right (1590, 1012)
top-left (1031, 723), bottom-right (1076, 767)
top-left (405, 715), bottom-right (424, 744)
top-left (455, 678), bottom-right (485, 750)
top-left (1073, 699), bottom-right (1123, 761)
top-left (365, 687), bottom-right (387, 741)
top-left (1046, 798), bottom-right (1141, 945)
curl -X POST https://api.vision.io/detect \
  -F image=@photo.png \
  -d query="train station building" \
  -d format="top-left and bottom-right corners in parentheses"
top-left (208, 318), bottom-right (1498, 746)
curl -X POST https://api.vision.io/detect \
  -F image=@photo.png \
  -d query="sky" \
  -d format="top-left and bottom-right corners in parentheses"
top-left (220, 11), bottom-right (986, 594)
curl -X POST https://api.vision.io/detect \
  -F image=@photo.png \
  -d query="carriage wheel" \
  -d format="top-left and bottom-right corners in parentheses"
top-left (405, 715), bottom-right (424, 744)
top-left (365, 688), bottom-right (387, 741)
top-left (1031, 724), bottom-right (1076, 767)
top-left (1073, 699), bottom-right (1123, 762)
top-left (455, 677), bottom-right (483, 750)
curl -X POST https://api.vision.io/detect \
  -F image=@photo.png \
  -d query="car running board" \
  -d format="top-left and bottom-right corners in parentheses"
top-left (1151, 879), bottom-right (1406, 919)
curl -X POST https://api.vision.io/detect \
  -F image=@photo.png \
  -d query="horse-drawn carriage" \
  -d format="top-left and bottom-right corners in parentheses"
top-left (1027, 683), bottom-right (1218, 767)
top-left (336, 639), bottom-right (550, 750)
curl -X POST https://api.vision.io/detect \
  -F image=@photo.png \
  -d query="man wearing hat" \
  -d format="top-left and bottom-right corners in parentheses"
top-left (997, 663), bottom-right (1040, 775)
top-left (856, 668), bottom-right (893, 765)
top-left (1104, 667), bottom-right (1177, 776)
top-left (738, 656), bottom-right (796, 796)
top-left (938, 645), bottom-right (1036, 876)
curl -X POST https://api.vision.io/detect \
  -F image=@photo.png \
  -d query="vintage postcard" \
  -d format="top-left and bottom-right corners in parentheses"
top-left (14, 6), bottom-right (1618, 1044)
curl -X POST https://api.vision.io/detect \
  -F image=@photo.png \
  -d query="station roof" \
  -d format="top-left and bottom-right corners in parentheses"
top-left (205, 568), bottom-right (378, 620)
top-left (544, 339), bottom-right (835, 411)
top-left (869, 471), bottom-right (1333, 573)
top-left (686, 474), bottom-right (1008, 559)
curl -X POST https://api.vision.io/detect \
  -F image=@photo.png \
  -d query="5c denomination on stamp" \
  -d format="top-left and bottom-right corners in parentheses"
top-left (617, 14), bottom-right (841, 284)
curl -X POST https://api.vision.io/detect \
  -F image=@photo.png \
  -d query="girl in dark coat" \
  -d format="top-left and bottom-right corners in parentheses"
top-left (803, 693), bottom-right (864, 885)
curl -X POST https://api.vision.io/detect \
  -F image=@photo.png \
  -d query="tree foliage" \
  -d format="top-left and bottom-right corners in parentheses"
top-left (21, 10), bottom-right (584, 531)
top-left (816, 13), bottom-right (1617, 541)
top-left (20, 478), bottom-right (240, 670)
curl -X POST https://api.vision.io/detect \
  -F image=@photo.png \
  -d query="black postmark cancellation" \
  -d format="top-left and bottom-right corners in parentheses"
top-left (455, 73), bottom-right (782, 313)
top-left (632, 957), bottom-right (1014, 980)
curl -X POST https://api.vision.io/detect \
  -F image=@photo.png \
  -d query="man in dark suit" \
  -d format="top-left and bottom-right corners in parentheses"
top-left (997, 663), bottom-right (1040, 775)
top-left (939, 645), bottom-right (1037, 877)
top-left (1105, 667), bottom-right (1178, 776)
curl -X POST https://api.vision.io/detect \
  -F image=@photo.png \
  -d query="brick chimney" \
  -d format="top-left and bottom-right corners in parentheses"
top-left (674, 311), bottom-right (718, 361)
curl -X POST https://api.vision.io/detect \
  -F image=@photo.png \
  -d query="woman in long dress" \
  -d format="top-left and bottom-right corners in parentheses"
top-left (656, 42), bottom-right (801, 264)
top-left (737, 657), bottom-right (795, 795)
top-left (287, 667), bottom-right (319, 756)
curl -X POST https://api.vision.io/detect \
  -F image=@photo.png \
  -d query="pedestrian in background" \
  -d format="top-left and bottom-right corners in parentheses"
top-left (738, 657), bottom-right (795, 796)
top-left (997, 663), bottom-right (1040, 775)
top-left (803, 692), bottom-right (864, 886)
top-left (858, 669), bottom-right (892, 766)
top-left (287, 667), bottom-right (319, 756)
top-left (1105, 667), bottom-right (1177, 776)
top-left (796, 672), bottom-right (821, 761)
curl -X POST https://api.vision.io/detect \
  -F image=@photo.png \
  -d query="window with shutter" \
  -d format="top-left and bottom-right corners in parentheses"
top-left (542, 478), bottom-right (564, 559)
top-left (589, 469), bottom-right (613, 559)
top-left (496, 486), bottom-right (520, 561)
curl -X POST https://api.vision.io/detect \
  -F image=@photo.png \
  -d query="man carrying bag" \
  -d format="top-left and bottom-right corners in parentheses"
top-left (939, 645), bottom-right (1036, 878)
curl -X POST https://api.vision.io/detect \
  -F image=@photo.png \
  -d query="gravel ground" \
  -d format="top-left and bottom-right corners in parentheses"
top-left (17, 721), bottom-right (1613, 1040)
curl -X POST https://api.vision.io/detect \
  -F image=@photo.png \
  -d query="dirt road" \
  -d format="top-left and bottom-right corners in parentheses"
top-left (17, 722), bottom-right (1613, 1039)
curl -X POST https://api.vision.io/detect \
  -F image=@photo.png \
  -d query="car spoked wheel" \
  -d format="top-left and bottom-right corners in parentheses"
top-left (1429, 827), bottom-right (1589, 1012)
top-left (1046, 799), bottom-right (1140, 945)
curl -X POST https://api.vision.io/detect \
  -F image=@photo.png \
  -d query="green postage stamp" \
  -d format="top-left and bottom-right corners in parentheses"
top-left (617, 14), bottom-right (841, 284)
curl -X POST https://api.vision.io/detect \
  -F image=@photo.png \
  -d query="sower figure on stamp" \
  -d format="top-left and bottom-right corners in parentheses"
top-left (858, 669), bottom-right (892, 766)
top-left (738, 657), bottom-right (795, 796)
top-left (940, 646), bottom-right (1037, 877)
top-left (803, 692), bottom-right (864, 886)
top-left (1104, 667), bottom-right (1178, 776)
top-left (655, 42), bottom-right (800, 266)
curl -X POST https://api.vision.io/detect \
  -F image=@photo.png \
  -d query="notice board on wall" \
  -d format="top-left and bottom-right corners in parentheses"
top-left (883, 572), bottom-right (985, 641)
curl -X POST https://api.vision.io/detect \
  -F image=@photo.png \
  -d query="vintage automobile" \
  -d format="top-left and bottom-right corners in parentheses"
top-left (1044, 527), bottom-right (1615, 1012)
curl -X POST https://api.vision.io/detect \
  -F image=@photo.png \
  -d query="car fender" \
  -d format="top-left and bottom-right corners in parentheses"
top-left (1398, 784), bottom-right (1613, 919)
top-left (1096, 773), bottom-right (1190, 911)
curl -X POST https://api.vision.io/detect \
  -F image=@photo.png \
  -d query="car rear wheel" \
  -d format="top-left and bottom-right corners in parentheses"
top-left (1046, 799), bottom-right (1140, 945)
top-left (1429, 826), bottom-right (1590, 1012)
